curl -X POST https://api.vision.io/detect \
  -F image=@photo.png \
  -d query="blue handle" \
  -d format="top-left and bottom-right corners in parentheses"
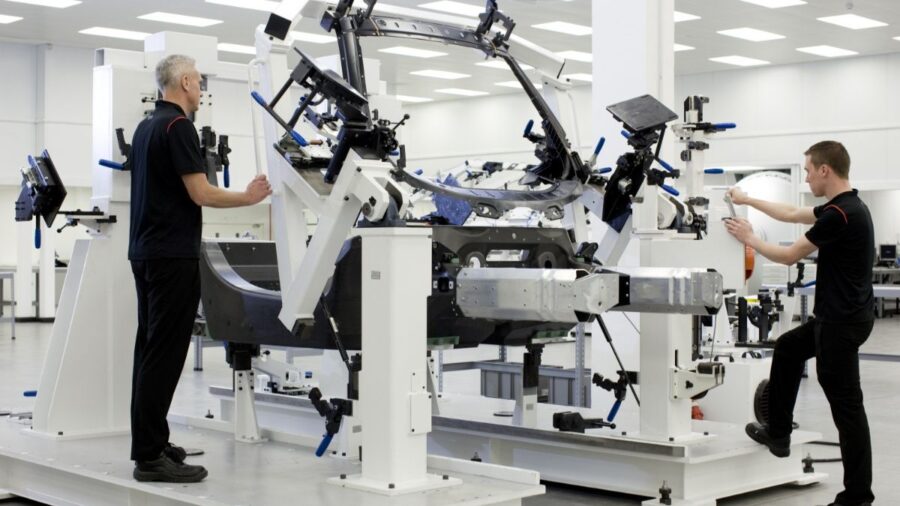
top-left (596, 167), bottom-right (612, 175)
top-left (315, 433), bottom-right (334, 457)
top-left (620, 130), bottom-right (631, 139)
top-left (607, 399), bottom-right (622, 422)
top-left (223, 165), bottom-right (230, 188)
top-left (523, 119), bottom-right (534, 137)
top-left (34, 226), bottom-right (41, 249)
top-left (390, 150), bottom-right (400, 156)
top-left (414, 169), bottom-right (424, 176)
top-left (660, 183), bottom-right (680, 196)
top-left (250, 91), bottom-right (267, 107)
top-left (657, 158), bottom-right (674, 173)
top-left (704, 168), bottom-right (724, 174)
top-left (802, 280), bottom-right (817, 288)
top-left (713, 122), bottom-right (736, 130)
top-left (23, 390), bottom-right (37, 397)
top-left (290, 130), bottom-right (309, 147)
top-left (593, 136), bottom-right (606, 155)
top-left (99, 159), bottom-right (124, 170)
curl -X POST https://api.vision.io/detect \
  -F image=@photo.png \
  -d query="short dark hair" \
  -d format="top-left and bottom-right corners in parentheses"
top-left (805, 141), bottom-right (850, 179)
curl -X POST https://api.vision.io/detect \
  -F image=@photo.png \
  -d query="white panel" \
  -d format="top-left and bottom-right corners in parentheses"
top-left (0, 124), bottom-right (36, 186)
top-left (0, 42), bottom-right (37, 121)
top-left (37, 45), bottom-right (94, 124)
top-left (37, 123), bottom-right (93, 188)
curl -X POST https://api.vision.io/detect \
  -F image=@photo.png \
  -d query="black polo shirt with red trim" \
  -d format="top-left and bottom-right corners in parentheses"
top-left (128, 100), bottom-right (206, 260)
top-left (805, 189), bottom-right (875, 322)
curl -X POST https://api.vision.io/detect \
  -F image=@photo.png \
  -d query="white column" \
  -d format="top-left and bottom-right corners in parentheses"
top-left (15, 222), bottom-right (34, 318)
top-left (38, 219), bottom-right (56, 318)
top-left (590, 1), bottom-right (676, 426)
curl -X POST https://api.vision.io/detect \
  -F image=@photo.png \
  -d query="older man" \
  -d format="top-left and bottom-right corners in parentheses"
top-left (128, 54), bottom-right (272, 482)
top-left (725, 141), bottom-right (875, 506)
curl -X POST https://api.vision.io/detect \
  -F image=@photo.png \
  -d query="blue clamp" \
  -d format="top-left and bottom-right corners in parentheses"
top-left (290, 131), bottom-right (309, 147)
top-left (223, 165), bottom-right (230, 188)
top-left (704, 168), bottom-right (725, 175)
top-left (315, 433), bottom-right (334, 457)
top-left (99, 159), bottom-right (125, 170)
top-left (250, 91), bottom-right (267, 107)
top-left (657, 158), bottom-right (674, 173)
top-left (713, 122), bottom-right (737, 130)
top-left (620, 130), bottom-right (631, 139)
top-left (607, 399), bottom-right (622, 422)
top-left (414, 169), bottom-right (424, 176)
top-left (23, 390), bottom-right (37, 397)
top-left (523, 119), bottom-right (534, 137)
top-left (660, 183), bottom-right (680, 197)
top-left (34, 224), bottom-right (41, 249)
top-left (390, 150), bottom-right (400, 157)
top-left (596, 167), bottom-right (612, 175)
top-left (594, 136), bottom-right (606, 156)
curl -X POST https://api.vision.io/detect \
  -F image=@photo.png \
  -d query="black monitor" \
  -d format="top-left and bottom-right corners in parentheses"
top-left (880, 244), bottom-right (897, 262)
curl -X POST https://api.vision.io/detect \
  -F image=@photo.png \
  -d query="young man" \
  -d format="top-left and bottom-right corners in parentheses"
top-left (128, 54), bottom-right (272, 483)
top-left (724, 141), bottom-right (875, 506)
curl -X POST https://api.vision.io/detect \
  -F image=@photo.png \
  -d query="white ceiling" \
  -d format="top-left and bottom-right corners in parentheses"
top-left (1, 0), bottom-right (900, 102)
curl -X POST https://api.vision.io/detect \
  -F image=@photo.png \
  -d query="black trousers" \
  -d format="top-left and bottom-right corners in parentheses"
top-left (768, 318), bottom-right (875, 505)
top-left (130, 259), bottom-right (201, 462)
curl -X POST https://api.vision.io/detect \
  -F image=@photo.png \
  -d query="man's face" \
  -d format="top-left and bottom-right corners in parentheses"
top-left (182, 68), bottom-right (202, 113)
top-left (804, 155), bottom-right (827, 198)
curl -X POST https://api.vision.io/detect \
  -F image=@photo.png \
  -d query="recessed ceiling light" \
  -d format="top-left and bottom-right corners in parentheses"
top-left (718, 27), bottom-right (785, 42)
top-left (796, 45), bottom-right (858, 57)
top-left (79, 27), bottom-right (151, 41)
top-left (6, 0), bottom-right (80, 7)
top-left (218, 43), bottom-right (256, 55)
top-left (138, 12), bottom-right (223, 28)
top-left (476, 60), bottom-right (534, 71)
top-left (396, 95), bottom-right (433, 103)
top-left (378, 46), bottom-right (447, 58)
top-left (562, 73), bottom-right (592, 83)
top-left (895, 36), bottom-right (900, 42)
top-left (417, 1), bottom-right (484, 17)
top-left (709, 55), bottom-right (770, 67)
top-left (532, 21), bottom-right (591, 36)
top-left (289, 31), bottom-right (334, 44)
top-left (495, 80), bottom-right (542, 90)
top-left (411, 69), bottom-right (470, 80)
top-left (817, 14), bottom-right (887, 30)
top-left (740, 0), bottom-right (806, 7)
top-left (435, 88), bottom-right (488, 97)
top-left (556, 51), bottom-right (592, 63)
top-left (674, 11), bottom-right (701, 23)
top-left (0, 14), bottom-right (24, 23)
top-left (674, 43), bottom-right (695, 52)
top-left (205, 0), bottom-right (279, 11)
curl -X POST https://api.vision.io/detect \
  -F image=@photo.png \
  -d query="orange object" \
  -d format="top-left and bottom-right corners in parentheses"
top-left (745, 245), bottom-right (755, 280)
top-left (691, 404), bottom-right (704, 420)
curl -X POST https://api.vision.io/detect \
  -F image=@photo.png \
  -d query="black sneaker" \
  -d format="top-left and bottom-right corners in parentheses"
top-left (745, 422), bottom-right (790, 458)
top-left (134, 452), bottom-right (208, 483)
top-left (163, 442), bottom-right (187, 464)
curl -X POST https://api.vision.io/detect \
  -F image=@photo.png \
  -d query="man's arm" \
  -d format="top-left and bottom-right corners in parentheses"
top-left (727, 187), bottom-right (815, 224)
top-left (182, 173), bottom-right (271, 208)
top-left (724, 217), bottom-right (817, 265)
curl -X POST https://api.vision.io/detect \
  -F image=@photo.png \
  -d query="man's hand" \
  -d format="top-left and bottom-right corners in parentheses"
top-left (726, 187), bottom-right (750, 205)
top-left (724, 217), bottom-right (756, 246)
top-left (245, 174), bottom-right (272, 204)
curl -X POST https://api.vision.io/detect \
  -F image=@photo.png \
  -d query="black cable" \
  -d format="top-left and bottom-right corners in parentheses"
top-left (809, 441), bottom-right (840, 446)
top-left (596, 315), bottom-right (640, 406)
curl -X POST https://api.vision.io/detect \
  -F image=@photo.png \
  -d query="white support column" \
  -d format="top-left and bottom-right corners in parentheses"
top-left (591, 0), bottom-right (679, 438)
top-left (332, 227), bottom-right (460, 495)
top-left (38, 220), bottom-right (55, 319)
top-left (15, 222), bottom-right (33, 318)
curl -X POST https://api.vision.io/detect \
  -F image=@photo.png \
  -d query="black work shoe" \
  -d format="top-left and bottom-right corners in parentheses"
top-left (163, 442), bottom-right (188, 464)
top-left (825, 502), bottom-right (872, 506)
top-left (745, 422), bottom-right (790, 458)
top-left (134, 452), bottom-right (208, 483)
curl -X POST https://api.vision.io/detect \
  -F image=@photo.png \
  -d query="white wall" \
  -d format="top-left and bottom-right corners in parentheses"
top-left (676, 53), bottom-right (900, 190)
top-left (859, 190), bottom-right (900, 248)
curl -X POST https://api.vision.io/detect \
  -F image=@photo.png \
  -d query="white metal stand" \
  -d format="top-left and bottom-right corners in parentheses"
top-left (233, 369), bottom-right (264, 443)
top-left (331, 227), bottom-right (461, 495)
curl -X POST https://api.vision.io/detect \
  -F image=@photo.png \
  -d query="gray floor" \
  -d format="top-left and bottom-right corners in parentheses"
top-left (2, 319), bottom-right (900, 505)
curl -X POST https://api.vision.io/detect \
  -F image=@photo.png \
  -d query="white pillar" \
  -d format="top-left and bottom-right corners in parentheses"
top-left (590, 1), bottom-right (675, 424)
top-left (38, 219), bottom-right (56, 318)
top-left (15, 221), bottom-right (34, 318)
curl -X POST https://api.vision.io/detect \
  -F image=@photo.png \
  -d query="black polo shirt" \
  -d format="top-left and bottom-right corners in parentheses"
top-left (128, 100), bottom-right (206, 260)
top-left (804, 189), bottom-right (875, 323)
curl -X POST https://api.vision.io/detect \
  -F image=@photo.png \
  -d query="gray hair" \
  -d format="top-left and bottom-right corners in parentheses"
top-left (155, 54), bottom-right (196, 93)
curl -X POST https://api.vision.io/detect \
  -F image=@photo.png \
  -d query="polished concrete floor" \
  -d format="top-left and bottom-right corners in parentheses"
top-left (2, 318), bottom-right (900, 505)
